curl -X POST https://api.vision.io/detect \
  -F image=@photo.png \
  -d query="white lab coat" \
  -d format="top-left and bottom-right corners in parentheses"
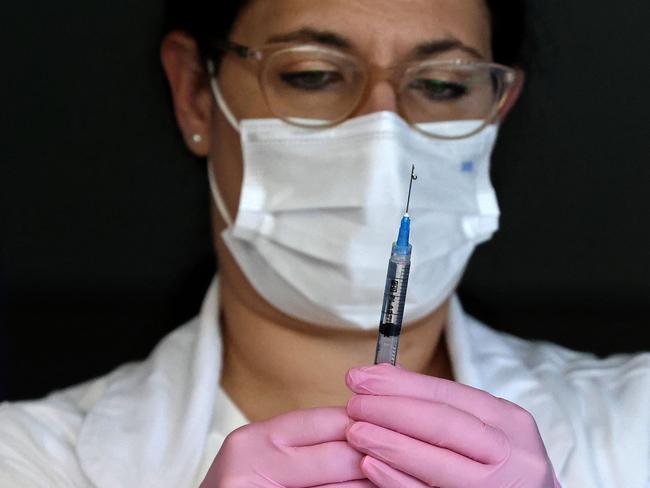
top-left (1, 278), bottom-right (649, 487)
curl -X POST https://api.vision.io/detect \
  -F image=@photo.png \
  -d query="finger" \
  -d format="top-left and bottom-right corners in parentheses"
top-left (314, 480), bottom-right (377, 488)
top-left (347, 395), bottom-right (508, 464)
top-left (346, 364), bottom-right (503, 421)
top-left (361, 456), bottom-right (429, 488)
top-left (259, 407), bottom-right (350, 446)
top-left (347, 421), bottom-right (487, 488)
top-left (273, 440), bottom-right (366, 487)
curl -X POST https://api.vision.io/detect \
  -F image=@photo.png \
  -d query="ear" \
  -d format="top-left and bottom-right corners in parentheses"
top-left (160, 31), bottom-right (213, 156)
top-left (497, 68), bottom-right (525, 122)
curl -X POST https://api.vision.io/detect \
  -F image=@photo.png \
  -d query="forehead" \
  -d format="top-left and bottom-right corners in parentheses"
top-left (231, 0), bottom-right (493, 62)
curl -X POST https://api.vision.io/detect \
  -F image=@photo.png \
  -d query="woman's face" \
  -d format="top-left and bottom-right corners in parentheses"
top-left (162, 0), bottom-right (498, 321)
top-left (165, 0), bottom-right (493, 222)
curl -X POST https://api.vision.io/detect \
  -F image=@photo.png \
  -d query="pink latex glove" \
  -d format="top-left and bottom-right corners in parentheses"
top-left (345, 364), bottom-right (562, 488)
top-left (200, 406), bottom-right (375, 488)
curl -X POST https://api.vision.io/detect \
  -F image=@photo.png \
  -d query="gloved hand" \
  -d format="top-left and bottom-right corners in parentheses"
top-left (345, 364), bottom-right (562, 488)
top-left (200, 406), bottom-right (375, 488)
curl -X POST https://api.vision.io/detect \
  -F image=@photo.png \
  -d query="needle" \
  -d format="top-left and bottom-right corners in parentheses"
top-left (405, 164), bottom-right (417, 214)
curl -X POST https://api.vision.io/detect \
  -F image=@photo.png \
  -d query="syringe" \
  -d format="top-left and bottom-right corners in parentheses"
top-left (374, 165), bottom-right (417, 365)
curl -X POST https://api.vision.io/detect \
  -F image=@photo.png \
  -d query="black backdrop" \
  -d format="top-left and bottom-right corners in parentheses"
top-left (1, 1), bottom-right (649, 401)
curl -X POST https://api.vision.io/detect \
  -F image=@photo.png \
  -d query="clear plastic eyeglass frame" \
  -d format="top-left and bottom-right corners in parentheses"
top-left (207, 41), bottom-right (519, 140)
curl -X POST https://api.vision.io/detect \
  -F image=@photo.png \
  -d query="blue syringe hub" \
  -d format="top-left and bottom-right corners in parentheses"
top-left (394, 214), bottom-right (411, 255)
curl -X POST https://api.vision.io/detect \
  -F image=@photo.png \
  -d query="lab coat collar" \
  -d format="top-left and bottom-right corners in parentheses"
top-left (76, 280), bottom-right (573, 487)
top-left (77, 278), bottom-right (223, 488)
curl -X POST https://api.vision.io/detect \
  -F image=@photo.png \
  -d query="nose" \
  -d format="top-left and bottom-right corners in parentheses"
top-left (352, 80), bottom-right (399, 117)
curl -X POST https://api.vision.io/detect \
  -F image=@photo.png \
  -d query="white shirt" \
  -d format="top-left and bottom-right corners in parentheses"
top-left (1, 279), bottom-right (649, 487)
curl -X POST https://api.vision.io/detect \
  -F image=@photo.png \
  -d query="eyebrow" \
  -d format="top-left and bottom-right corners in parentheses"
top-left (267, 28), bottom-right (351, 49)
top-left (414, 38), bottom-right (484, 60)
top-left (266, 28), bottom-right (484, 60)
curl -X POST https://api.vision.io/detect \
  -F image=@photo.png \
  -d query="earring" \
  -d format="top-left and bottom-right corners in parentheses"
top-left (192, 133), bottom-right (203, 144)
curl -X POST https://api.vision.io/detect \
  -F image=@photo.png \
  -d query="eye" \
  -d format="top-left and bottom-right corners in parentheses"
top-left (279, 70), bottom-right (344, 91)
top-left (408, 79), bottom-right (469, 101)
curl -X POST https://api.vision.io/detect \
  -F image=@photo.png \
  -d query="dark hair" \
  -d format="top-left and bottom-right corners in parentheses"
top-left (164, 1), bottom-right (527, 68)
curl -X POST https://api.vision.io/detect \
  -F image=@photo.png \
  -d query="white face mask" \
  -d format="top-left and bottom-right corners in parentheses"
top-left (209, 78), bottom-right (500, 330)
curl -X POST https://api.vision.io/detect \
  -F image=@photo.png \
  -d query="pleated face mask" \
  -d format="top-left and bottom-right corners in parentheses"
top-left (208, 78), bottom-right (500, 329)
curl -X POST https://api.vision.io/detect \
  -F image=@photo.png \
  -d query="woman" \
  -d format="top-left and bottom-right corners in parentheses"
top-left (1, 1), bottom-right (649, 487)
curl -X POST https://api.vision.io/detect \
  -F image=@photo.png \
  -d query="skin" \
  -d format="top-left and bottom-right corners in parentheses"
top-left (160, 0), bottom-right (521, 422)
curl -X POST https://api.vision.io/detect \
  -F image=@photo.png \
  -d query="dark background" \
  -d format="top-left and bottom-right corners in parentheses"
top-left (1, 1), bottom-right (649, 401)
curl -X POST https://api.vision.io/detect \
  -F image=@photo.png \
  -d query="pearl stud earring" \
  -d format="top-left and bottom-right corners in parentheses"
top-left (192, 133), bottom-right (203, 144)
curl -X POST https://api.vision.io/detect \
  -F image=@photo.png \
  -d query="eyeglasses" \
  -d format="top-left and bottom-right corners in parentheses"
top-left (207, 41), bottom-right (519, 140)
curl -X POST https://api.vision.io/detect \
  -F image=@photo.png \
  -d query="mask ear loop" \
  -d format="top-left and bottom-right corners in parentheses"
top-left (207, 60), bottom-right (240, 133)
top-left (206, 60), bottom-right (238, 228)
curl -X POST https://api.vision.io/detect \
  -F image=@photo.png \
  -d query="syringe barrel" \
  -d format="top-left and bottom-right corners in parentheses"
top-left (374, 243), bottom-right (412, 365)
